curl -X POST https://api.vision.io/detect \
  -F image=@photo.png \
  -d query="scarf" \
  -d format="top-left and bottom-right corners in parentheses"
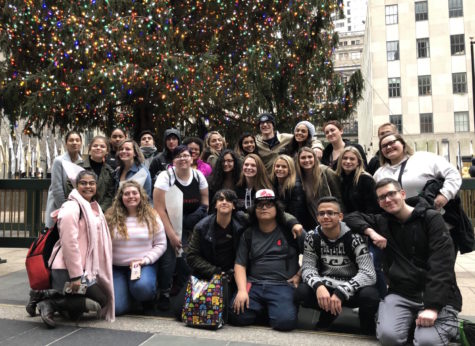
top-left (67, 189), bottom-right (115, 321)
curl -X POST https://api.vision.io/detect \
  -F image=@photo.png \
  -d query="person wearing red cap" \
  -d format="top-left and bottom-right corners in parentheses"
top-left (229, 189), bottom-right (305, 331)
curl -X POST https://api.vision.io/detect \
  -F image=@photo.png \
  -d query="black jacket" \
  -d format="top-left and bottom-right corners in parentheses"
top-left (367, 151), bottom-right (381, 176)
top-left (321, 139), bottom-right (368, 171)
top-left (186, 211), bottom-right (250, 280)
top-left (274, 178), bottom-right (306, 225)
top-left (340, 172), bottom-right (380, 214)
top-left (344, 198), bottom-right (462, 312)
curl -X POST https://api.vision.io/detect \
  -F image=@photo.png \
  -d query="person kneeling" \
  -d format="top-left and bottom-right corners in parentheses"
top-left (229, 189), bottom-right (304, 331)
top-left (106, 181), bottom-right (167, 316)
top-left (294, 197), bottom-right (379, 335)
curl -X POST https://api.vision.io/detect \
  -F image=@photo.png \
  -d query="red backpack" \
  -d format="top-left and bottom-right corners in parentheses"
top-left (25, 223), bottom-right (60, 290)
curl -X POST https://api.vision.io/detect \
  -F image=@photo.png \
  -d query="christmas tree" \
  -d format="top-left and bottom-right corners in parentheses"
top-left (0, 0), bottom-right (362, 139)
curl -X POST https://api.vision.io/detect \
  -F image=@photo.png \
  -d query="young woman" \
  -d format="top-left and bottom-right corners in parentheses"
top-left (321, 120), bottom-right (367, 171)
top-left (183, 137), bottom-right (212, 177)
top-left (296, 147), bottom-right (342, 230)
top-left (106, 181), bottom-right (166, 316)
top-left (45, 131), bottom-right (84, 228)
top-left (235, 154), bottom-right (273, 211)
top-left (208, 149), bottom-right (242, 204)
top-left (38, 171), bottom-right (114, 327)
top-left (201, 131), bottom-right (226, 168)
top-left (375, 133), bottom-right (461, 205)
top-left (149, 128), bottom-right (181, 181)
top-left (235, 133), bottom-right (258, 159)
top-left (69, 136), bottom-right (115, 212)
top-left (336, 147), bottom-right (379, 214)
top-left (106, 128), bottom-right (127, 169)
top-left (153, 145), bottom-right (209, 309)
top-left (271, 155), bottom-right (306, 223)
top-left (115, 139), bottom-right (152, 200)
top-left (281, 121), bottom-right (316, 158)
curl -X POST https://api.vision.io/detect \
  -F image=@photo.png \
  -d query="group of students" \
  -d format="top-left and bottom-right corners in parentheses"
top-left (28, 112), bottom-right (465, 345)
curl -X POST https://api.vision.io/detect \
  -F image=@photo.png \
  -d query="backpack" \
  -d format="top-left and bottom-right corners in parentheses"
top-left (25, 224), bottom-right (60, 290)
top-left (25, 209), bottom-right (82, 290)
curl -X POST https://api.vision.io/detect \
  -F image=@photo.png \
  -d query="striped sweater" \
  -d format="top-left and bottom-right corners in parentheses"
top-left (111, 216), bottom-right (167, 266)
top-left (301, 222), bottom-right (376, 301)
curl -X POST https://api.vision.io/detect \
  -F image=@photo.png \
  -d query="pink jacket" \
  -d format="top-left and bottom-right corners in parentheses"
top-left (196, 159), bottom-right (212, 177)
top-left (50, 189), bottom-right (115, 321)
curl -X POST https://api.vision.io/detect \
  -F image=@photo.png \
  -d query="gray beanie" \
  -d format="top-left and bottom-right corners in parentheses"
top-left (294, 121), bottom-right (316, 138)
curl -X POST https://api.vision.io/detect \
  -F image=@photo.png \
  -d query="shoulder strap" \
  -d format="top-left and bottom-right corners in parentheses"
top-left (341, 231), bottom-right (356, 264)
top-left (312, 231), bottom-right (322, 268)
top-left (397, 159), bottom-right (408, 186)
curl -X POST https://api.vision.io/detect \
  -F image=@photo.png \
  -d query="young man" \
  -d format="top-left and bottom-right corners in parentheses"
top-left (255, 113), bottom-right (323, 172)
top-left (229, 189), bottom-right (304, 331)
top-left (139, 130), bottom-right (157, 168)
top-left (294, 197), bottom-right (378, 334)
top-left (345, 178), bottom-right (462, 345)
top-left (149, 128), bottom-right (181, 181)
top-left (367, 122), bottom-right (398, 175)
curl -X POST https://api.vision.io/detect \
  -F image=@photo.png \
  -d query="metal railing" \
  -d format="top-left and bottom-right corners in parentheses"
top-left (0, 178), bottom-right (474, 248)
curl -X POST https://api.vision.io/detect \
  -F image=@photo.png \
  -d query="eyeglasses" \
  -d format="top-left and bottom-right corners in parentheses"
top-left (377, 190), bottom-right (400, 202)
top-left (78, 180), bottom-right (96, 187)
top-left (256, 201), bottom-right (275, 209)
top-left (381, 139), bottom-right (400, 151)
top-left (317, 210), bottom-right (340, 217)
top-left (175, 154), bottom-right (191, 160)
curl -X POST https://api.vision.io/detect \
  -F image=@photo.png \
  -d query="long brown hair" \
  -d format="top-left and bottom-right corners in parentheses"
top-left (296, 146), bottom-right (322, 197)
top-left (237, 154), bottom-right (272, 190)
top-left (105, 180), bottom-right (159, 239)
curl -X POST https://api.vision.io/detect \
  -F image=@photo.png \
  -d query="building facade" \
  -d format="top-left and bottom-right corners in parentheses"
top-left (358, 0), bottom-right (475, 165)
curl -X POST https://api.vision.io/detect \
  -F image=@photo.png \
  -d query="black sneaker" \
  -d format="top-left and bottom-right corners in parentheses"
top-left (156, 295), bottom-right (170, 311)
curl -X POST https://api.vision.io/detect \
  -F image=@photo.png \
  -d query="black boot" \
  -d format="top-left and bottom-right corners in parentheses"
top-left (26, 289), bottom-right (59, 317)
top-left (37, 299), bottom-right (56, 328)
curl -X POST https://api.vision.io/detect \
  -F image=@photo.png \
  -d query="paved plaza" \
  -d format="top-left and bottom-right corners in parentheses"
top-left (0, 247), bottom-right (474, 345)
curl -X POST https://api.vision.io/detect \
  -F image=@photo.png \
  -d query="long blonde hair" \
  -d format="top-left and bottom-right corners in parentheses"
top-left (296, 146), bottom-right (322, 197)
top-left (237, 154), bottom-right (272, 190)
top-left (271, 155), bottom-right (297, 199)
top-left (336, 146), bottom-right (368, 186)
top-left (105, 180), bottom-right (158, 239)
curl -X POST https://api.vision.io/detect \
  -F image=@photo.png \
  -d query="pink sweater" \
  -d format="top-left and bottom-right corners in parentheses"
top-left (111, 216), bottom-right (167, 266)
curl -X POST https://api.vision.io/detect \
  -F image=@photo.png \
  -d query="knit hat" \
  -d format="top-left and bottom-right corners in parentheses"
top-left (257, 113), bottom-right (276, 128)
top-left (295, 121), bottom-right (316, 138)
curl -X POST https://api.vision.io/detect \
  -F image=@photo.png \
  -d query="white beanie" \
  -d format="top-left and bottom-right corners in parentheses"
top-left (294, 121), bottom-right (316, 138)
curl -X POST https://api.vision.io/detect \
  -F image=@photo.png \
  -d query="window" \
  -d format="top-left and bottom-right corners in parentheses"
top-left (388, 78), bottom-right (401, 97)
top-left (450, 34), bottom-right (465, 55)
top-left (418, 75), bottom-right (432, 95)
top-left (449, 0), bottom-right (463, 17)
top-left (454, 112), bottom-right (469, 132)
top-left (387, 41), bottom-right (399, 61)
top-left (420, 113), bottom-right (433, 133)
top-left (347, 9), bottom-right (351, 15)
top-left (452, 72), bottom-right (467, 93)
top-left (348, 26), bottom-right (351, 31)
top-left (385, 5), bottom-right (398, 25)
top-left (416, 38), bottom-right (430, 58)
top-left (415, 1), bottom-right (428, 21)
top-left (389, 115), bottom-right (403, 133)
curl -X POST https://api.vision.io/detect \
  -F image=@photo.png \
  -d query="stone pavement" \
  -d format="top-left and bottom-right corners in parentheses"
top-left (1, 247), bottom-right (474, 345)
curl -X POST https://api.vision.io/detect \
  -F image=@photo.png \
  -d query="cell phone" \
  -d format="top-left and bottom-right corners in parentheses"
top-left (131, 263), bottom-right (141, 281)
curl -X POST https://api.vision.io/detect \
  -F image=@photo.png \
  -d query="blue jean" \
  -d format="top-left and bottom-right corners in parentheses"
top-left (113, 264), bottom-right (158, 316)
top-left (157, 238), bottom-right (190, 295)
top-left (369, 242), bottom-right (387, 298)
top-left (228, 282), bottom-right (297, 331)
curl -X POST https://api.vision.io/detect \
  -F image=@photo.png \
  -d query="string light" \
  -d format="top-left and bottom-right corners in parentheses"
top-left (0, 0), bottom-right (358, 135)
